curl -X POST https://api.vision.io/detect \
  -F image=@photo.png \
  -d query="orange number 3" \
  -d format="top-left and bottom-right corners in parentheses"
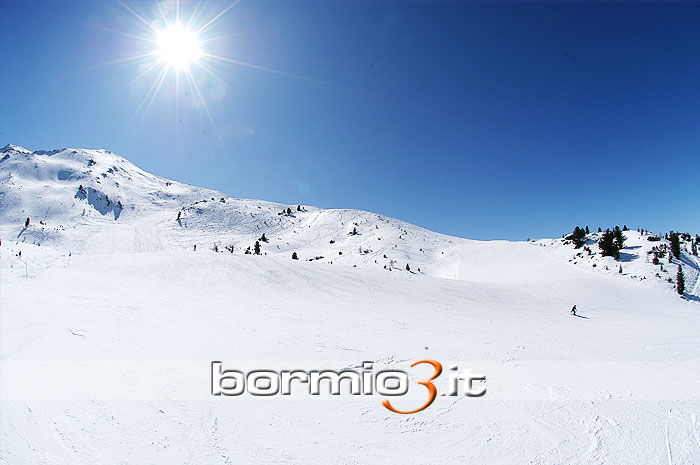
top-left (382, 359), bottom-right (443, 414)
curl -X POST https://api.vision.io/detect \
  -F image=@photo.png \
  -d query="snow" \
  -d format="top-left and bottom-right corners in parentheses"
top-left (0, 145), bottom-right (698, 464)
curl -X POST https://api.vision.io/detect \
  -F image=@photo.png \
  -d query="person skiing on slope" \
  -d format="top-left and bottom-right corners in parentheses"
top-left (570, 305), bottom-right (577, 316)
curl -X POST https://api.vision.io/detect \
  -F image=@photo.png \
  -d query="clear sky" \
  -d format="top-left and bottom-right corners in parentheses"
top-left (1, 1), bottom-right (698, 240)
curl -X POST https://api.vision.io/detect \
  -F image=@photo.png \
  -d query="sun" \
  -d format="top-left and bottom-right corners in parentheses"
top-left (156, 23), bottom-right (201, 68)
top-left (115, 0), bottom-right (329, 136)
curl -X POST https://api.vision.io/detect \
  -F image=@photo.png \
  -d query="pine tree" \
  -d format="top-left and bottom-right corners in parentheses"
top-left (254, 241), bottom-right (261, 255)
top-left (406, 263), bottom-right (411, 271)
top-left (287, 207), bottom-right (292, 214)
top-left (24, 217), bottom-right (30, 228)
top-left (297, 205), bottom-right (302, 211)
top-left (676, 265), bottom-right (685, 296)
top-left (569, 226), bottom-right (587, 248)
top-left (598, 229), bottom-right (620, 258)
top-left (598, 227), bottom-right (602, 233)
top-left (260, 233), bottom-right (268, 242)
top-left (619, 264), bottom-right (622, 274)
top-left (585, 226), bottom-right (590, 234)
top-left (292, 252), bottom-right (298, 260)
top-left (669, 233), bottom-right (681, 259)
top-left (613, 226), bottom-right (626, 254)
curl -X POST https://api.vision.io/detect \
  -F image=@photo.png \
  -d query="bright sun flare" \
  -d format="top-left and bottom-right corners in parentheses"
top-left (156, 24), bottom-right (201, 68)
top-left (117, 0), bottom-right (324, 136)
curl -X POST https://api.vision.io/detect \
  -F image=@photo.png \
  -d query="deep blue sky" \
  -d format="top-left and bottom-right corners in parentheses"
top-left (1, 1), bottom-right (699, 240)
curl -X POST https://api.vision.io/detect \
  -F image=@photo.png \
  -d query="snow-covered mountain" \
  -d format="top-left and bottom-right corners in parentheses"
top-left (1, 145), bottom-right (699, 464)
top-left (1, 144), bottom-right (697, 298)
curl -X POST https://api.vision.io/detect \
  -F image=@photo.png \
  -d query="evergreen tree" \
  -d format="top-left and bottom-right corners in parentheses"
top-left (569, 226), bottom-right (587, 248)
top-left (297, 205), bottom-right (302, 211)
top-left (24, 217), bottom-right (30, 228)
top-left (613, 226), bottom-right (626, 253)
top-left (677, 265), bottom-right (685, 296)
top-left (598, 227), bottom-right (602, 233)
top-left (585, 226), bottom-right (590, 234)
top-left (406, 263), bottom-right (411, 271)
top-left (287, 207), bottom-right (292, 214)
top-left (292, 252), bottom-right (298, 260)
top-left (254, 241), bottom-right (261, 255)
top-left (619, 264), bottom-right (623, 274)
top-left (260, 233), bottom-right (268, 242)
top-left (598, 229), bottom-right (620, 258)
top-left (669, 233), bottom-right (681, 259)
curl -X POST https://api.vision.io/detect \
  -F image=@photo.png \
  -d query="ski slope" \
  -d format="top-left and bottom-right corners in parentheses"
top-left (0, 145), bottom-right (698, 464)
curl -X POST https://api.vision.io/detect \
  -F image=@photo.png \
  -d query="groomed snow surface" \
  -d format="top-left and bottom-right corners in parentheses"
top-left (1, 145), bottom-right (698, 464)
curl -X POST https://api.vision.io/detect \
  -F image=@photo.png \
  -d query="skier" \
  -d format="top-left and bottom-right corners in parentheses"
top-left (570, 305), bottom-right (577, 316)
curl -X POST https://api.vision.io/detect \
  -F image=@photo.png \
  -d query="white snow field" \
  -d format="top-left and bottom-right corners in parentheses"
top-left (0, 145), bottom-right (699, 464)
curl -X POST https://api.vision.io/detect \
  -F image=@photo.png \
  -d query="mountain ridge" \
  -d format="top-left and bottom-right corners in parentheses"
top-left (1, 144), bottom-right (698, 299)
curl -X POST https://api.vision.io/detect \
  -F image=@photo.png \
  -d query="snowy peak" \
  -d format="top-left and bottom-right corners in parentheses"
top-left (1, 144), bottom-right (32, 154)
top-left (0, 146), bottom-right (224, 252)
top-left (0, 145), bottom-right (697, 300)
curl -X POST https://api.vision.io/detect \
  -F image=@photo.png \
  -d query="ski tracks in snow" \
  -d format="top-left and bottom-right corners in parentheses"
top-left (665, 412), bottom-right (674, 465)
